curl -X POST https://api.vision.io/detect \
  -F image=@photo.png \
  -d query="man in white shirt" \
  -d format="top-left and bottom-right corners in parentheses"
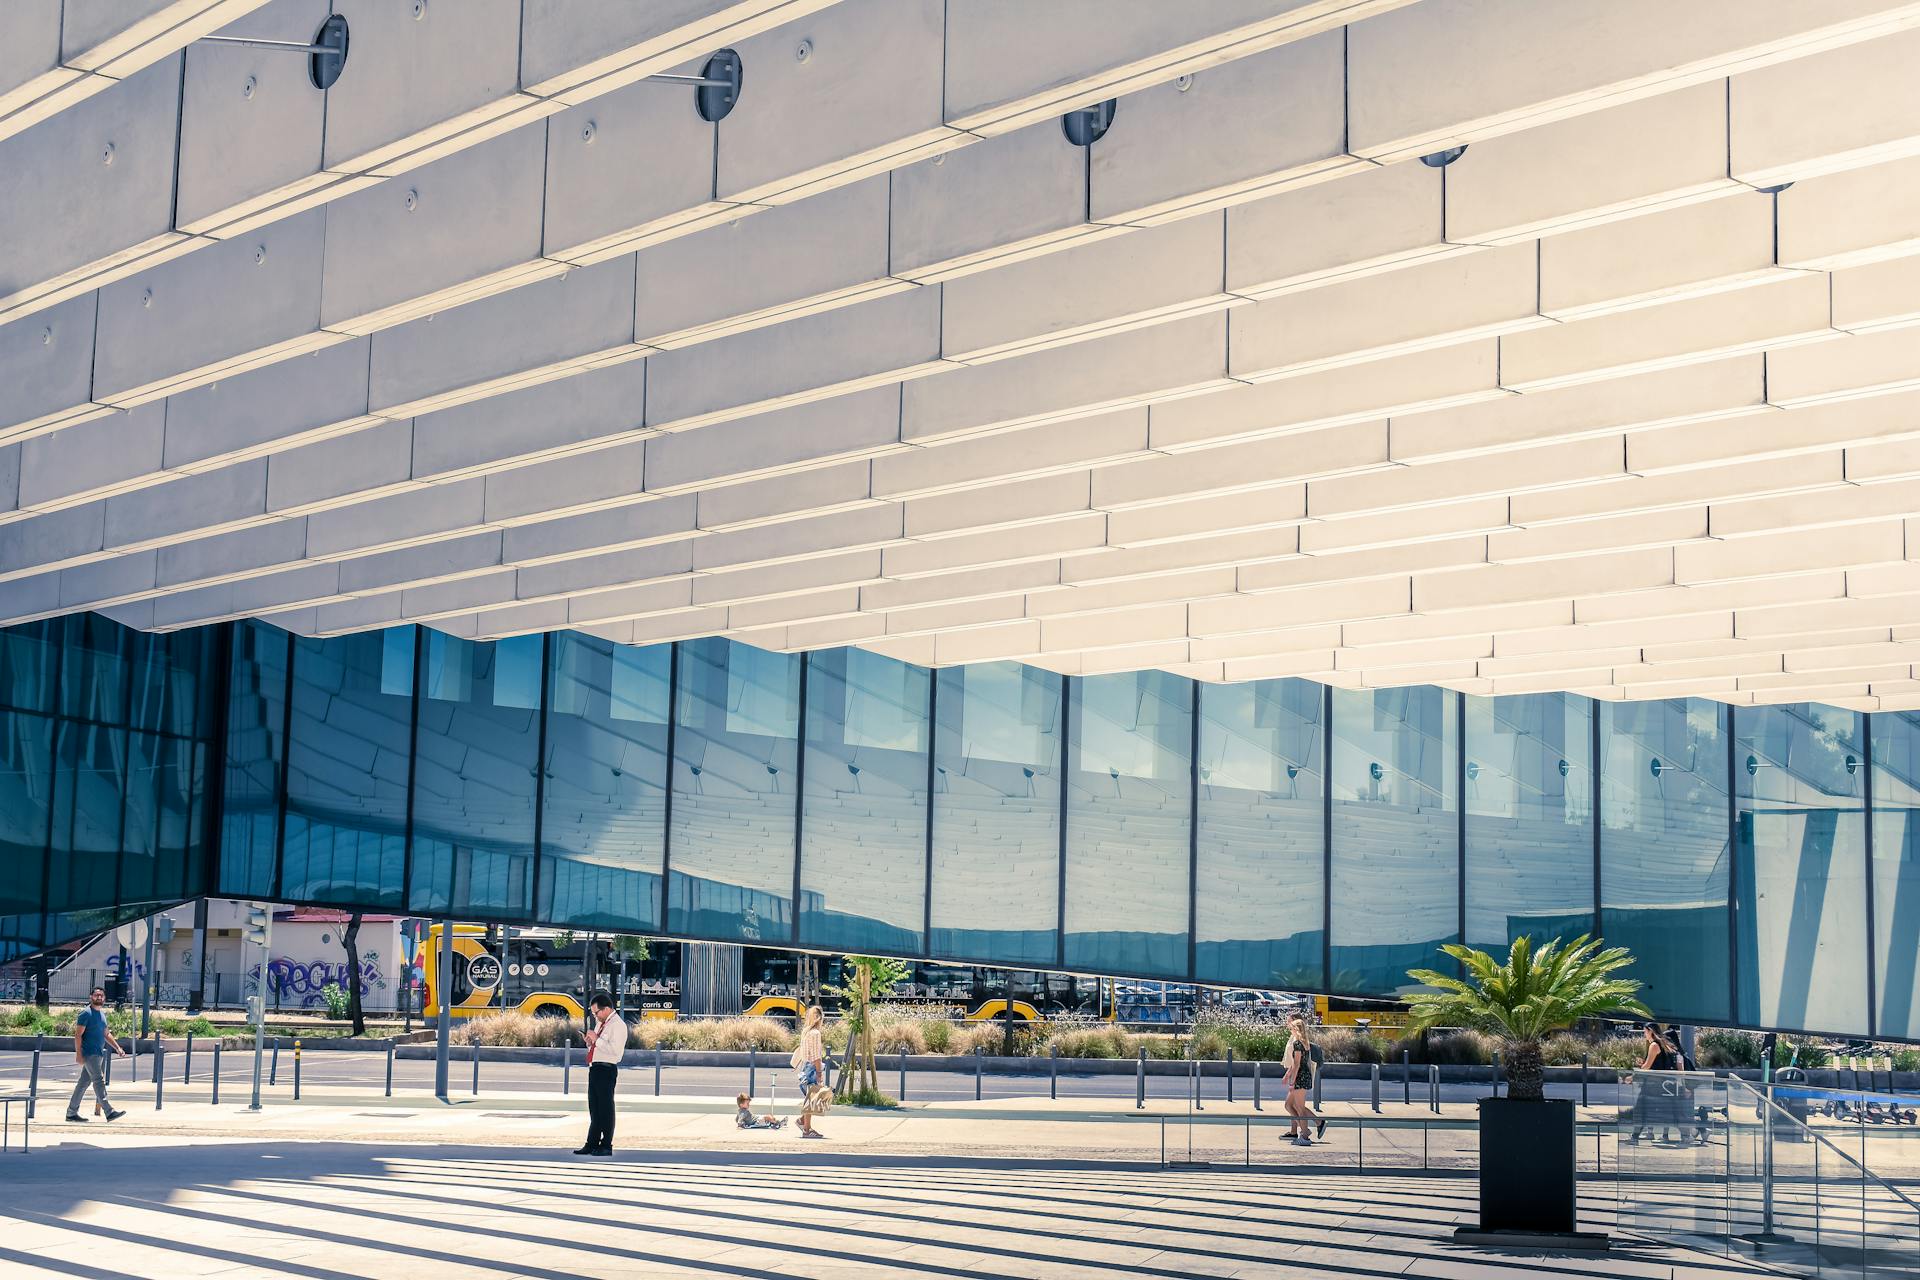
top-left (575, 990), bottom-right (627, 1155)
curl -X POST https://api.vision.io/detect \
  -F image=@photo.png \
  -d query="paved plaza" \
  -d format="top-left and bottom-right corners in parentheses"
top-left (2, 1131), bottom-right (1777, 1280)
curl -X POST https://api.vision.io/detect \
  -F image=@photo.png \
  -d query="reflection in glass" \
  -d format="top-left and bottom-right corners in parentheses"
top-left (668, 638), bottom-right (800, 944)
top-left (48, 720), bottom-right (125, 912)
top-left (0, 619), bottom-right (60, 714)
top-left (0, 710), bottom-right (54, 943)
top-left (1871, 712), bottom-right (1920, 1039)
top-left (800, 649), bottom-right (929, 953)
top-left (1330, 687), bottom-right (1457, 996)
top-left (283, 629), bottom-right (413, 909)
top-left (1066, 671), bottom-right (1190, 976)
top-left (120, 731), bottom-right (161, 904)
top-left (1735, 704), bottom-right (1869, 1034)
top-left (221, 621), bottom-right (289, 899)
top-left (1601, 698), bottom-right (1731, 1022)
top-left (1465, 693), bottom-right (1594, 950)
top-left (931, 662), bottom-right (1061, 965)
top-left (540, 634), bottom-right (669, 930)
top-left (1195, 679), bottom-right (1324, 988)
top-left (58, 614), bottom-right (128, 725)
top-left (410, 633), bottom-right (540, 918)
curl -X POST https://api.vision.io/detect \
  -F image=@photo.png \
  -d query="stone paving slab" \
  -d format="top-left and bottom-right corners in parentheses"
top-left (0, 1137), bottom-right (1778, 1280)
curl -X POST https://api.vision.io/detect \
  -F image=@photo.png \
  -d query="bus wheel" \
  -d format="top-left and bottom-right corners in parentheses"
top-left (529, 1004), bottom-right (571, 1020)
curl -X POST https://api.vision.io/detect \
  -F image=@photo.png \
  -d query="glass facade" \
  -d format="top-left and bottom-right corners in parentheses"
top-left (667, 638), bottom-right (800, 945)
top-left (1194, 679), bottom-right (1324, 989)
top-left (1735, 704), bottom-right (1870, 1036)
top-left (2, 609), bottom-right (1916, 1039)
top-left (539, 633), bottom-right (669, 931)
top-left (800, 648), bottom-right (929, 954)
top-left (1601, 698), bottom-right (1732, 1024)
top-left (1465, 693), bottom-right (1594, 951)
top-left (0, 616), bottom-right (220, 962)
top-left (1870, 713), bottom-right (1920, 1041)
top-left (930, 662), bottom-right (1061, 966)
top-left (1065, 670), bottom-right (1191, 977)
top-left (1329, 687), bottom-right (1458, 997)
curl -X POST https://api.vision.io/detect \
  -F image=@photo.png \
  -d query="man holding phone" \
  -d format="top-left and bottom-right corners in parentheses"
top-left (67, 987), bottom-right (128, 1122)
top-left (574, 990), bottom-right (626, 1155)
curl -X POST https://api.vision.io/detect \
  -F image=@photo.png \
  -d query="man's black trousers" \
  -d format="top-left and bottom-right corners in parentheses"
top-left (586, 1062), bottom-right (618, 1151)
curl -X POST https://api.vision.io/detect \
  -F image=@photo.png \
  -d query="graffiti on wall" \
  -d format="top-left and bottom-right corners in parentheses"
top-left (246, 951), bottom-right (390, 1008)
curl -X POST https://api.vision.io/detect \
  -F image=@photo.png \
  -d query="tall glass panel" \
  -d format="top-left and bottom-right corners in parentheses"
top-left (539, 633), bottom-right (669, 931)
top-left (410, 633), bottom-right (540, 919)
top-left (930, 662), bottom-right (1062, 965)
top-left (221, 621), bottom-right (288, 899)
top-left (0, 618), bottom-right (60, 714)
top-left (1329, 687), bottom-right (1458, 996)
top-left (282, 628), bottom-right (413, 909)
top-left (800, 648), bottom-right (930, 954)
top-left (1195, 679), bottom-right (1324, 989)
top-left (47, 720), bottom-right (125, 912)
top-left (1065, 671), bottom-right (1191, 977)
top-left (57, 613), bottom-right (128, 725)
top-left (1734, 704), bottom-right (1869, 1034)
top-left (0, 709), bottom-right (54, 945)
top-left (1465, 693), bottom-right (1594, 951)
top-left (1601, 698), bottom-right (1731, 1023)
top-left (667, 638), bottom-right (800, 944)
top-left (1871, 712), bottom-right (1920, 1039)
top-left (118, 731), bottom-right (162, 904)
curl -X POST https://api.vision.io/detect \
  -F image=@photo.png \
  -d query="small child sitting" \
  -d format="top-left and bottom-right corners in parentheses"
top-left (736, 1092), bottom-right (785, 1130)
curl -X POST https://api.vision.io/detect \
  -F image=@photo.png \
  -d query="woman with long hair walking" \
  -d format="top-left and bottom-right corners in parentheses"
top-left (790, 1004), bottom-right (830, 1139)
top-left (1282, 1013), bottom-right (1325, 1147)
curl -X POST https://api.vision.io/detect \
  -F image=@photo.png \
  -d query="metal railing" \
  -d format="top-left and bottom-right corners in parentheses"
top-left (1618, 1070), bottom-right (1920, 1278)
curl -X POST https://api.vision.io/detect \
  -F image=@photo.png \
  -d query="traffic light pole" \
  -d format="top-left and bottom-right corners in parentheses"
top-left (246, 904), bottom-right (271, 1111)
top-left (435, 919), bottom-right (453, 1101)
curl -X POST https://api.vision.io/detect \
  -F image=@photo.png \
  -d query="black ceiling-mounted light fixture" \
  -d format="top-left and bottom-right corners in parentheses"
top-left (1419, 145), bottom-right (1467, 168)
top-left (1063, 99), bottom-right (1117, 147)
top-left (197, 14), bottom-right (350, 91)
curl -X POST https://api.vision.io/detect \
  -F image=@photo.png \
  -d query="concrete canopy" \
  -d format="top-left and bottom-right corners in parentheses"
top-left (10, 1), bottom-right (1920, 707)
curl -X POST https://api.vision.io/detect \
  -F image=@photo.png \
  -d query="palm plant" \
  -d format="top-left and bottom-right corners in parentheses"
top-left (1405, 935), bottom-right (1649, 1100)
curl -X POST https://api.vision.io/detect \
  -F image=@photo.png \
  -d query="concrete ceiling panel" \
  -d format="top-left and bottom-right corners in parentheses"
top-left (1089, 30), bottom-right (1356, 226)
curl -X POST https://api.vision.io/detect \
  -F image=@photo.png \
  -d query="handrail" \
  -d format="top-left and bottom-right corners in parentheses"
top-left (1658, 1071), bottom-right (1920, 1218)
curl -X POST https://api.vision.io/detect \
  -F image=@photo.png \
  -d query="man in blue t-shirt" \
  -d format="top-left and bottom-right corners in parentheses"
top-left (67, 987), bottom-right (128, 1122)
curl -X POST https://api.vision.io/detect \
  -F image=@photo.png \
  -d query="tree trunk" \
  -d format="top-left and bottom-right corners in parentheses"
top-left (1505, 1037), bottom-right (1546, 1100)
top-left (341, 913), bottom-right (367, 1037)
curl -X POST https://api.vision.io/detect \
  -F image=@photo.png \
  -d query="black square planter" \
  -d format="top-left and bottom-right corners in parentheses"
top-left (1475, 1096), bottom-right (1576, 1235)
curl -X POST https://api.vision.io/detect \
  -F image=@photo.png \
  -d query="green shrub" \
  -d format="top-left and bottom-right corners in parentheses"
top-left (319, 983), bottom-right (350, 1022)
top-left (1049, 1025), bottom-right (1131, 1059)
top-left (1697, 1029), bottom-right (1762, 1068)
top-left (835, 1083), bottom-right (899, 1109)
top-left (1891, 1048), bottom-right (1919, 1072)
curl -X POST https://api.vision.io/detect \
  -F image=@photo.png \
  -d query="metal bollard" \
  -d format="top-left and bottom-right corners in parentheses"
top-left (184, 1032), bottom-right (194, 1086)
top-left (1253, 1058), bottom-right (1262, 1111)
top-left (1193, 1054), bottom-right (1203, 1111)
top-left (1312, 1058), bottom-right (1323, 1110)
top-left (1493, 1051), bottom-right (1502, 1098)
top-left (974, 1048), bottom-right (983, 1101)
top-left (899, 1052), bottom-right (907, 1102)
top-left (563, 1042), bottom-right (571, 1095)
top-left (1371, 1063), bottom-right (1381, 1113)
top-left (472, 1042), bottom-right (480, 1096)
top-left (1429, 1064), bottom-right (1440, 1114)
top-left (1403, 1050), bottom-right (1411, 1105)
top-left (654, 1046), bottom-right (661, 1097)
top-left (27, 1035), bottom-right (42, 1120)
top-left (155, 1044), bottom-right (164, 1111)
top-left (270, 1037), bottom-right (280, 1086)
top-left (748, 1047), bottom-right (756, 1100)
top-left (212, 1041), bottom-right (222, 1105)
top-left (1226, 1049), bottom-right (1234, 1103)
top-left (1136, 1048), bottom-right (1146, 1109)
top-left (1581, 1054), bottom-right (1590, 1106)
top-left (294, 1039), bottom-right (302, 1101)
top-left (1049, 1043), bottom-right (1058, 1100)
top-left (385, 1040), bottom-right (395, 1097)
